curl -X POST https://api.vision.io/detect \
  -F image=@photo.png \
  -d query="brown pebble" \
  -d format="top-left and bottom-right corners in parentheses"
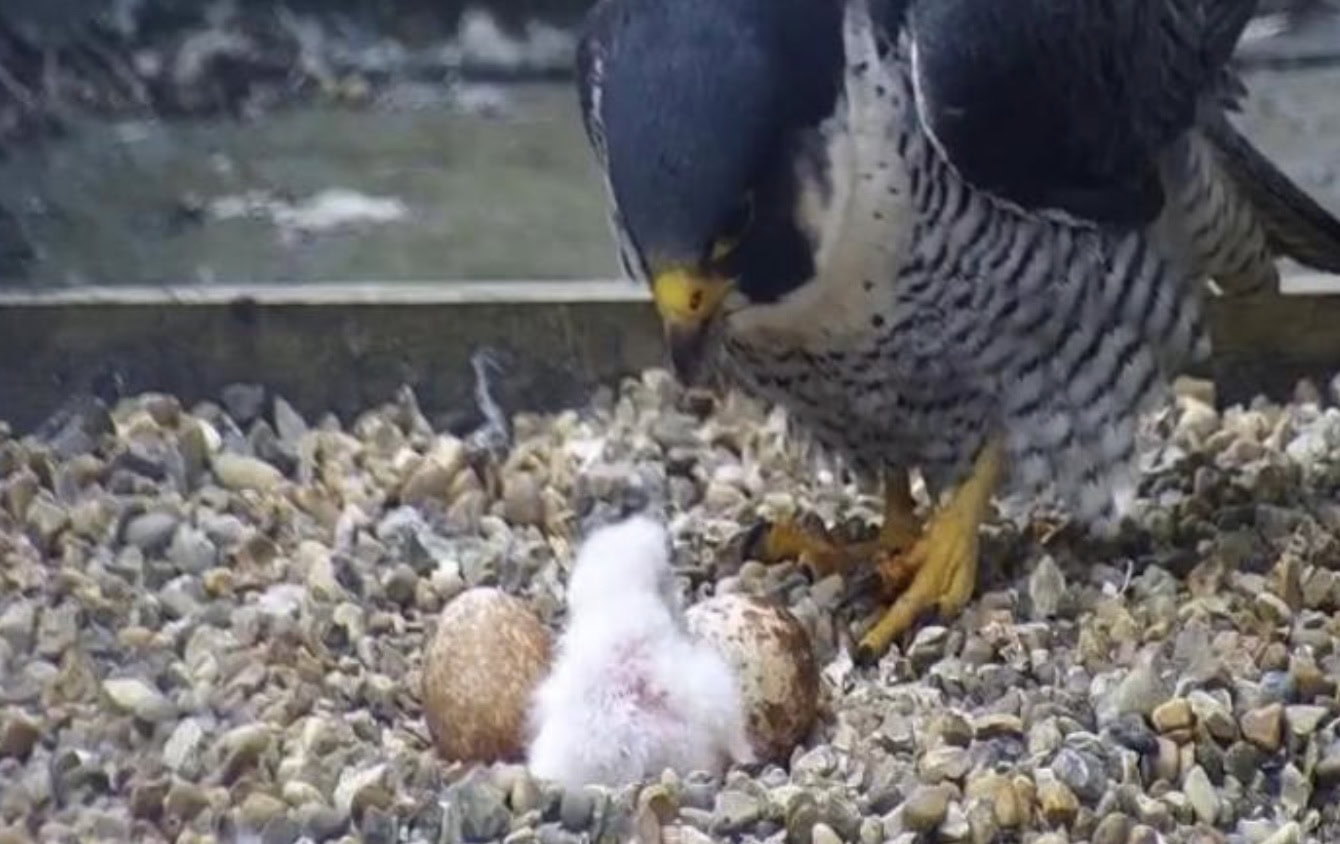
top-left (398, 439), bottom-right (467, 505)
top-left (1037, 776), bottom-right (1079, 827)
top-left (1259, 639), bottom-right (1291, 671)
top-left (0, 711), bottom-right (41, 760)
top-left (501, 471), bottom-right (546, 527)
top-left (1092, 811), bottom-right (1132, 844)
top-left (638, 784), bottom-right (678, 825)
top-left (902, 784), bottom-right (953, 832)
top-left (0, 828), bottom-right (32, 844)
top-left (1188, 691), bottom-right (1238, 743)
top-left (1240, 704), bottom-right (1284, 752)
top-left (237, 792), bottom-right (287, 828)
top-left (1256, 591), bottom-right (1294, 627)
top-left (992, 779), bottom-right (1027, 829)
top-left (973, 712), bottom-right (1025, 740)
top-left (928, 711), bottom-right (974, 747)
top-left (1012, 775), bottom-right (1036, 812)
top-left (1291, 656), bottom-right (1337, 700)
top-left (965, 773), bottom-right (1026, 830)
top-left (1151, 698), bottom-right (1194, 733)
top-left (164, 781), bottom-right (211, 822)
top-left (128, 778), bottom-right (169, 820)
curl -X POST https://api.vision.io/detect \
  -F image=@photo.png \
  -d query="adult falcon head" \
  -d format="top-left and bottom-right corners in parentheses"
top-left (575, 0), bottom-right (1340, 661)
top-left (576, 0), bottom-right (851, 382)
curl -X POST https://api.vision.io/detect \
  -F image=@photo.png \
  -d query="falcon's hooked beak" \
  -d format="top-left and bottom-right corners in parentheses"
top-left (651, 267), bottom-right (733, 384)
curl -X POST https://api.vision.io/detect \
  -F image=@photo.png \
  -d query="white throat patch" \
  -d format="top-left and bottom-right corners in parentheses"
top-left (728, 0), bottom-right (917, 351)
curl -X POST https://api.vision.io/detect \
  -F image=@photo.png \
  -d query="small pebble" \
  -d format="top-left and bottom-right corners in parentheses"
top-left (901, 785), bottom-right (952, 833)
top-left (211, 453), bottom-right (284, 491)
top-left (1260, 822), bottom-right (1302, 844)
top-left (1284, 704), bottom-right (1328, 738)
top-left (918, 746), bottom-right (971, 783)
top-left (1050, 749), bottom-right (1108, 804)
top-left (1241, 704), bottom-right (1284, 752)
top-left (1037, 775), bottom-right (1080, 827)
top-left (1181, 765), bottom-right (1218, 825)
top-left (1091, 812), bottom-right (1131, 844)
top-left (1028, 555), bottom-right (1066, 620)
top-left (101, 678), bottom-right (175, 723)
top-left (1187, 691), bottom-right (1237, 743)
top-left (1151, 698), bottom-right (1194, 733)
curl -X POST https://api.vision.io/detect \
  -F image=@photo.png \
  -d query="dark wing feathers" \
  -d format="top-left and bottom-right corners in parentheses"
top-left (905, 0), bottom-right (1259, 227)
top-left (575, 0), bottom-right (617, 168)
top-left (1200, 110), bottom-right (1340, 274)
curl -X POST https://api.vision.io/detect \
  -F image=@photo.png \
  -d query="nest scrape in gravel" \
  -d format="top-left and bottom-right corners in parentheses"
top-left (1, 369), bottom-right (1339, 844)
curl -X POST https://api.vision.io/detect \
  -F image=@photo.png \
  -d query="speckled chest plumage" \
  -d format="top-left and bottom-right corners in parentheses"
top-left (712, 11), bottom-right (1217, 527)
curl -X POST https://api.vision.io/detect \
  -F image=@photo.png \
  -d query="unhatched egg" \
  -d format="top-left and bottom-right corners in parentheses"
top-left (685, 593), bottom-right (820, 762)
top-left (422, 587), bottom-right (553, 763)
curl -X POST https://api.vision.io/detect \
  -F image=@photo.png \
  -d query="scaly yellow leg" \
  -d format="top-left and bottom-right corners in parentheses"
top-left (855, 438), bottom-right (1005, 664)
top-left (744, 468), bottom-right (923, 579)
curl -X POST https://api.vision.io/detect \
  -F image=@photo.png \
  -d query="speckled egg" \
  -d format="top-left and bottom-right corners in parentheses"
top-left (422, 587), bottom-right (553, 763)
top-left (685, 593), bottom-right (820, 762)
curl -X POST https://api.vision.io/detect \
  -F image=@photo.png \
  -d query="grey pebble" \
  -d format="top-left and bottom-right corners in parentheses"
top-left (221, 383), bottom-right (267, 425)
top-left (1101, 661), bottom-right (1170, 725)
top-left (359, 806), bottom-right (398, 844)
top-left (273, 396), bottom-right (309, 443)
top-left (712, 790), bottom-right (763, 834)
top-left (1225, 741), bottom-right (1262, 785)
top-left (167, 524), bottom-right (218, 573)
top-left (299, 803), bottom-right (348, 841)
top-left (1050, 748), bottom-right (1108, 804)
top-left (1279, 763), bottom-right (1311, 819)
top-left (1259, 671), bottom-right (1298, 706)
top-left (1106, 713), bottom-right (1158, 754)
top-left (1182, 765), bottom-right (1219, 825)
top-left (1028, 554), bottom-right (1067, 620)
top-left (538, 825), bottom-right (585, 844)
top-left (1091, 811), bottom-right (1132, 844)
top-left (123, 511), bottom-right (179, 554)
top-left (260, 814), bottom-right (304, 844)
top-left (559, 788), bottom-right (595, 832)
top-left (919, 746), bottom-right (971, 783)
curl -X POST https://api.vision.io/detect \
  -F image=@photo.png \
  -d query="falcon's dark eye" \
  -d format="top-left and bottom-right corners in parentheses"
top-left (709, 193), bottom-right (755, 263)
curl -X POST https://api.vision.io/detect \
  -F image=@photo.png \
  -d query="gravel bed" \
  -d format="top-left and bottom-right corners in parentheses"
top-left (2, 370), bottom-right (1340, 844)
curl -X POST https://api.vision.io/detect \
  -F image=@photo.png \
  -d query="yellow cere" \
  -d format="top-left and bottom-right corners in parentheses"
top-left (651, 267), bottom-right (732, 326)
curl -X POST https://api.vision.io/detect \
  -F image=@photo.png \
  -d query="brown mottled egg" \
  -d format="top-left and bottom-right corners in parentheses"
top-left (685, 593), bottom-right (820, 763)
top-left (422, 587), bottom-right (553, 763)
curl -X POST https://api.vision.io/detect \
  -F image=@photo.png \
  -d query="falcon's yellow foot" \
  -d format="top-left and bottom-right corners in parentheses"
top-left (855, 439), bottom-right (1005, 665)
top-left (743, 469), bottom-right (923, 580)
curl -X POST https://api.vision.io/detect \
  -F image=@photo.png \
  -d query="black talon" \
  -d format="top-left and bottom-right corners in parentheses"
top-left (853, 643), bottom-right (880, 667)
top-left (798, 560), bottom-right (824, 583)
top-left (739, 519), bottom-right (773, 563)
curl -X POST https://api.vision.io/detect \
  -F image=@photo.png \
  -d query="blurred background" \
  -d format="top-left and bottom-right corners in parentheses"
top-left (0, 0), bottom-right (1338, 289)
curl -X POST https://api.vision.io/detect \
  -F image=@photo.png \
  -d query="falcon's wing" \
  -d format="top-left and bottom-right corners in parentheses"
top-left (575, 0), bottom-right (621, 170)
top-left (904, 0), bottom-right (1258, 227)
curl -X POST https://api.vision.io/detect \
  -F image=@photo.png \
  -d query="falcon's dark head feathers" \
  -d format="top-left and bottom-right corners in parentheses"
top-left (577, 0), bottom-right (847, 380)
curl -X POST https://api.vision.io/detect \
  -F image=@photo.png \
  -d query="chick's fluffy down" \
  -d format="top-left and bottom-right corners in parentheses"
top-left (526, 515), bottom-right (755, 789)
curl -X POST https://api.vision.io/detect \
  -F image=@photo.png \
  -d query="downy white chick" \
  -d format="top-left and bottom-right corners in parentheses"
top-left (526, 514), bottom-right (755, 789)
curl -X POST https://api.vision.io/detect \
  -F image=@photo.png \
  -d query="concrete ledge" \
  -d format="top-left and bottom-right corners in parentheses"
top-left (0, 280), bottom-right (663, 435)
top-left (0, 280), bottom-right (652, 307)
top-left (4, 275), bottom-right (1340, 435)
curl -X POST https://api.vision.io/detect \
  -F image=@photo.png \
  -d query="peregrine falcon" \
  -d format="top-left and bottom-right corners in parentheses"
top-left (575, 0), bottom-right (1340, 661)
